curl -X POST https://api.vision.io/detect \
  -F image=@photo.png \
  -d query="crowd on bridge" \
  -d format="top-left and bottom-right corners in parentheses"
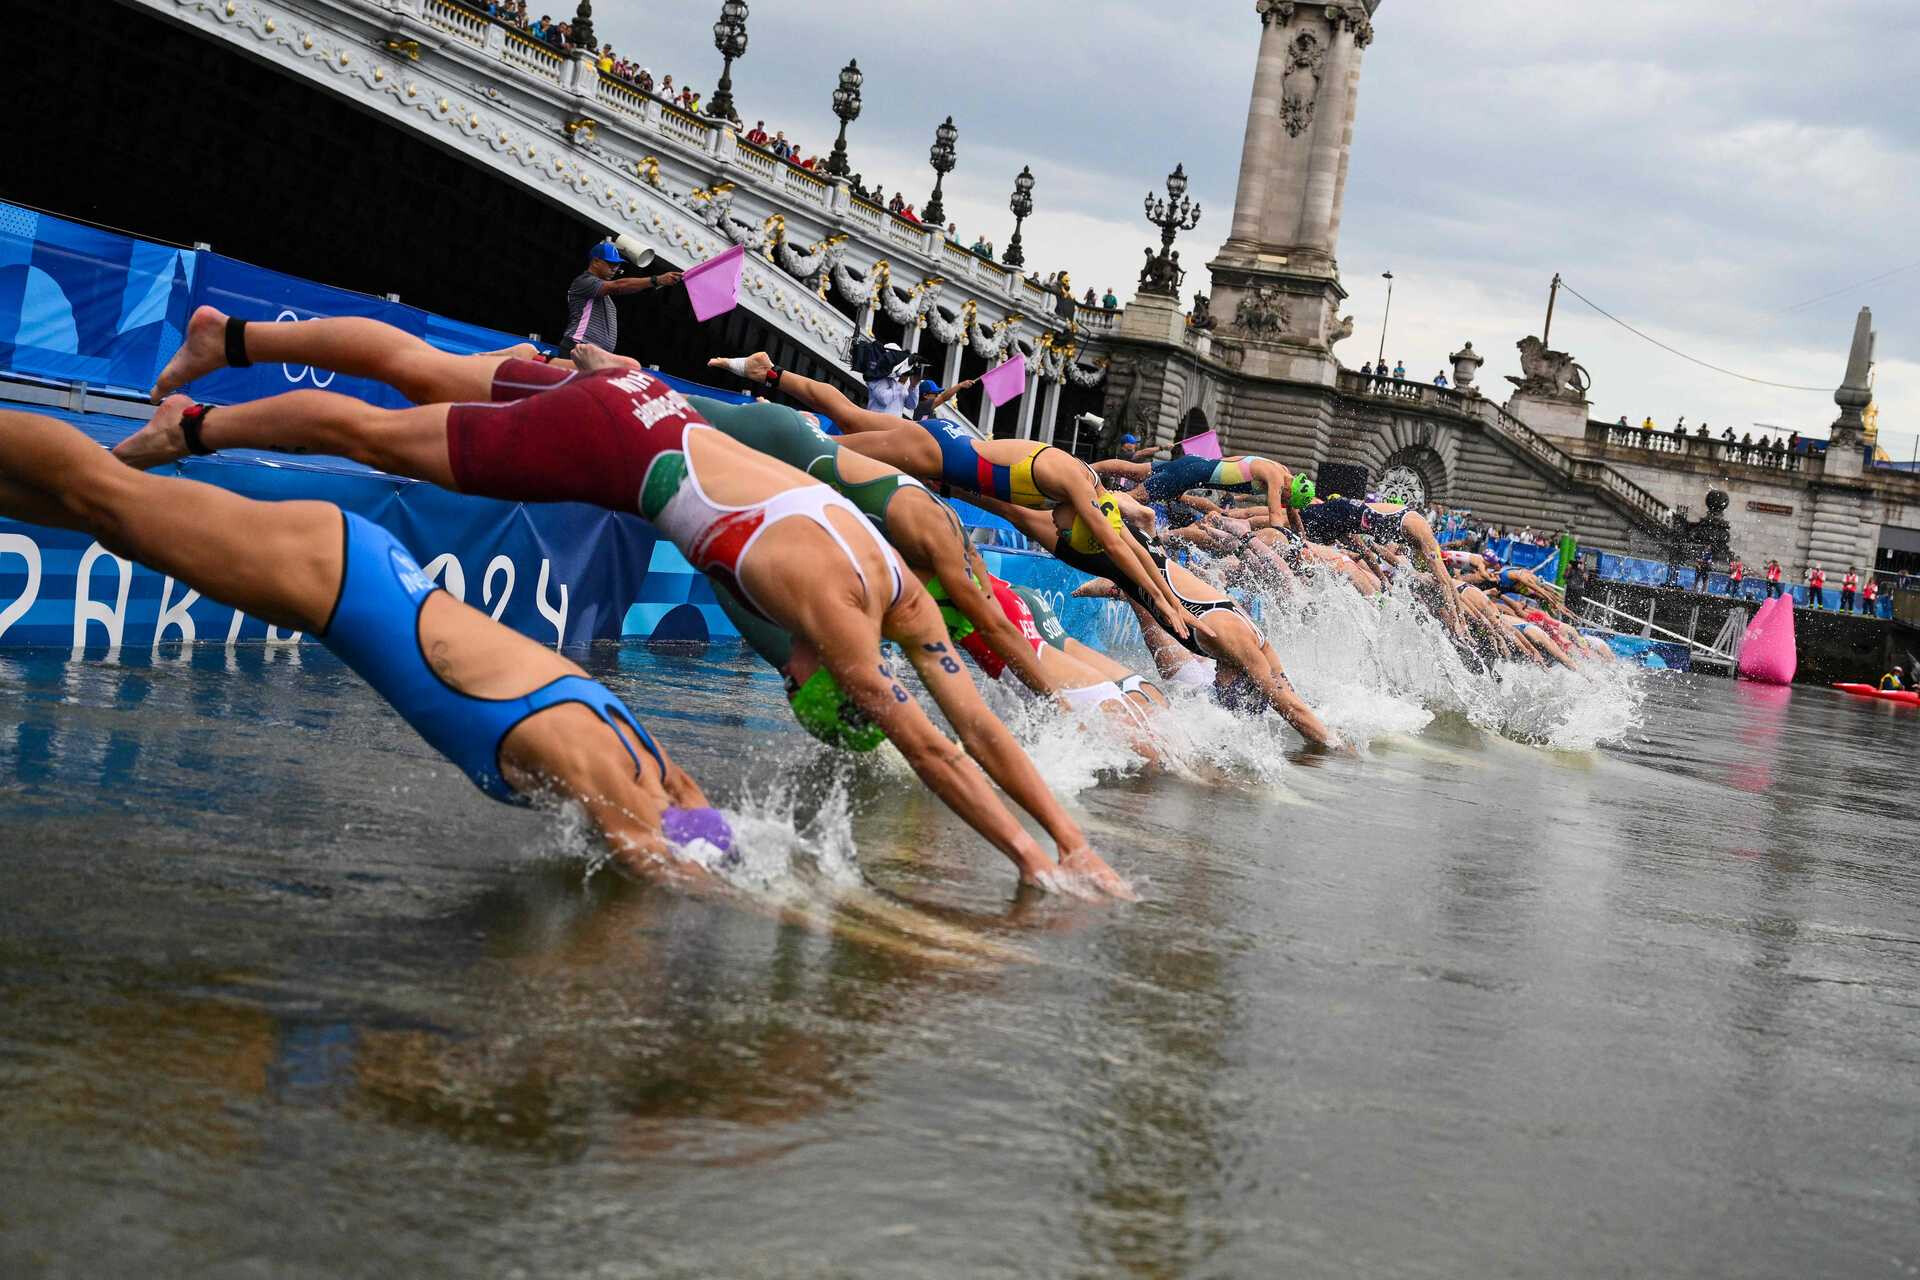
top-left (1608, 417), bottom-right (1806, 472)
top-left (1357, 360), bottom-right (1460, 395)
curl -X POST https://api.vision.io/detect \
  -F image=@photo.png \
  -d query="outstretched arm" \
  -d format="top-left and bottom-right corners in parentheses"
top-left (940, 535), bottom-right (1059, 696)
top-left (1064, 480), bottom-right (1191, 641)
top-left (1092, 458), bottom-right (1152, 483)
top-left (883, 592), bottom-right (1134, 900)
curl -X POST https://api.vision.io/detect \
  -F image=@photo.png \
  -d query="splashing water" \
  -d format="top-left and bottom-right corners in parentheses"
top-left (1196, 556), bottom-right (1647, 753)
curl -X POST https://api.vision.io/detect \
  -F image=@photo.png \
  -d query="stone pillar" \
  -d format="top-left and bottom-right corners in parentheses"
top-left (1205, 1), bottom-right (1376, 385)
top-left (978, 390), bottom-right (999, 438)
top-left (941, 338), bottom-right (964, 389)
top-left (1040, 377), bottom-right (1065, 446)
top-left (1015, 369), bottom-right (1040, 439)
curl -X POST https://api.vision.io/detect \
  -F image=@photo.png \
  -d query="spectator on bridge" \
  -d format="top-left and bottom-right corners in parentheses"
top-left (1362, 361), bottom-right (1375, 382)
top-left (1841, 568), bottom-right (1859, 612)
top-left (946, 222), bottom-right (959, 241)
top-left (1642, 417), bottom-right (1656, 442)
top-left (1392, 360), bottom-right (1407, 380)
top-left (1434, 370), bottom-right (1449, 388)
top-left (561, 242), bottom-right (682, 357)
top-left (1765, 559), bottom-right (1783, 598)
top-left (1770, 436), bottom-right (1787, 467)
top-left (899, 203), bottom-right (920, 223)
top-left (1671, 420), bottom-right (1686, 450)
top-left (1083, 287), bottom-right (1098, 308)
top-left (1807, 565), bottom-right (1825, 608)
top-left (745, 121), bottom-right (770, 146)
top-left (888, 192), bottom-right (906, 215)
top-left (1739, 431), bottom-right (1754, 463)
top-left (1863, 577), bottom-right (1880, 617)
top-left (1720, 425), bottom-right (1735, 446)
top-left (1696, 422), bottom-right (1710, 441)
top-left (635, 68), bottom-right (654, 94)
top-left (1103, 288), bottom-right (1119, 310)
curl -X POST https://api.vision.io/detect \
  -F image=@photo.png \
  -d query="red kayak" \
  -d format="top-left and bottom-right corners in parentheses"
top-left (1833, 683), bottom-right (1920, 705)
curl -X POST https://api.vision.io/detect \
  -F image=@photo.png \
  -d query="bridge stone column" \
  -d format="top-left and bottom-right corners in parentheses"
top-left (1205, 1), bottom-right (1377, 385)
top-left (1016, 368), bottom-right (1041, 439)
top-left (1039, 377), bottom-right (1064, 446)
top-left (941, 337), bottom-right (964, 389)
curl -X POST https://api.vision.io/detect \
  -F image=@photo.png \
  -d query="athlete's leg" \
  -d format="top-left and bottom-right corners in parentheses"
top-left (1202, 611), bottom-right (1338, 750)
top-left (152, 306), bottom-right (509, 405)
top-left (0, 410), bottom-right (342, 630)
top-left (117, 393), bottom-right (456, 485)
top-left (706, 352), bottom-right (910, 436)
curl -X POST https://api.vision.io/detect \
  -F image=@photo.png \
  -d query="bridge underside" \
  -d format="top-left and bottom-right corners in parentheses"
top-left (5, 0), bottom-right (851, 389)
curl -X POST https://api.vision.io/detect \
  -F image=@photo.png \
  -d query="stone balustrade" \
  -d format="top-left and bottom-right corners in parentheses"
top-left (1585, 422), bottom-right (1812, 474)
top-left (150, 0), bottom-right (1100, 385)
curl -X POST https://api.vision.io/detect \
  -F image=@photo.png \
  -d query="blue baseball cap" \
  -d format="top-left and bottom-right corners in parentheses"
top-left (917, 379), bottom-right (943, 400)
top-left (589, 241), bottom-right (623, 264)
top-left (1122, 434), bottom-right (1140, 445)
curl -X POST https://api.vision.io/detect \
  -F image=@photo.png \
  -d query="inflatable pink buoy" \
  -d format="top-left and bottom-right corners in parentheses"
top-left (1737, 595), bottom-right (1797, 685)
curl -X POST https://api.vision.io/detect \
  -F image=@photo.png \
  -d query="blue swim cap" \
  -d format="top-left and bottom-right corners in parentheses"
top-left (662, 806), bottom-right (735, 858)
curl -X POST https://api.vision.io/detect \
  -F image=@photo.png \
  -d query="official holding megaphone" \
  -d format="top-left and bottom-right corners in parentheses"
top-left (562, 236), bottom-right (682, 355)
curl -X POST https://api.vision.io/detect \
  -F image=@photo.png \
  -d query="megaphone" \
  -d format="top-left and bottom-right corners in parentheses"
top-left (613, 233), bottom-right (656, 271)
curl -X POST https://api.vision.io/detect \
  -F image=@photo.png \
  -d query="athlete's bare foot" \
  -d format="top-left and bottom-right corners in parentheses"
top-left (706, 351), bottom-right (774, 384)
top-left (113, 396), bottom-right (194, 470)
top-left (1071, 578), bottom-right (1123, 599)
top-left (570, 342), bottom-right (641, 374)
top-left (150, 305), bottom-right (232, 403)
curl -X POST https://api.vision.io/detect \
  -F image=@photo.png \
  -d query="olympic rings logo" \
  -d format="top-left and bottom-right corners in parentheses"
top-left (275, 310), bottom-right (336, 387)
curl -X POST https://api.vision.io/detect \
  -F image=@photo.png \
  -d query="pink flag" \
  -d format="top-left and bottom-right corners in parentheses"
top-left (1736, 595), bottom-right (1797, 685)
top-left (683, 244), bottom-right (746, 322)
top-left (980, 354), bottom-right (1028, 407)
top-left (1181, 429), bottom-right (1222, 461)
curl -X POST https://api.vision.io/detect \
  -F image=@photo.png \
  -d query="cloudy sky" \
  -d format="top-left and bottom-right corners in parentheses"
top-left (601, 0), bottom-right (1919, 458)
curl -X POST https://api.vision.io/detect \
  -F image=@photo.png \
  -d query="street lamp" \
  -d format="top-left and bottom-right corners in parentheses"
top-left (1003, 165), bottom-right (1035, 269)
top-left (1139, 162), bottom-right (1202, 296)
top-left (923, 116), bottom-right (959, 229)
top-left (825, 58), bottom-right (862, 178)
top-left (1375, 271), bottom-right (1395, 372)
top-left (708, 0), bottom-right (748, 125)
top-left (569, 0), bottom-right (595, 50)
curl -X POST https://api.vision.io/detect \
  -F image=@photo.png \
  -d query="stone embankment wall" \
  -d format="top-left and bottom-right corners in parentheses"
top-left (1587, 580), bottom-right (1910, 684)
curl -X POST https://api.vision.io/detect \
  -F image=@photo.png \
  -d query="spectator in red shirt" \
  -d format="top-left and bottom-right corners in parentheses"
top-left (1728, 558), bottom-right (1744, 598)
top-left (1863, 577), bottom-right (1880, 617)
top-left (1765, 560), bottom-right (1783, 599)
top-left (745, 121), bottom-right (770, 147)
top-left (1807, 565), bottom-right (1826, 608)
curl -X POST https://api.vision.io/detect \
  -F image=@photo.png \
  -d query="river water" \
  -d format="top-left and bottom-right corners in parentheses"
top-left (2, 622), bottom-right (1917, 1277)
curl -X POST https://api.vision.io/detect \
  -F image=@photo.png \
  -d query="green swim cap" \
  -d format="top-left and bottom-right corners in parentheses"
top-left (923, 575), bottom-right (975, 642)
top-left (1288, 474), bottom-right (1317, 508)
top-left (786, 667), bottom-right (885, 753)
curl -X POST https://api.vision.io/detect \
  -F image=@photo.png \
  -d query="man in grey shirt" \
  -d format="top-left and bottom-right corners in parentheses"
top-left (562, 242), bottom-right (682, 354)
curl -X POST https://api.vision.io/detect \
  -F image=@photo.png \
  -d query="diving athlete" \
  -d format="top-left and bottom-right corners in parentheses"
top-left (0, 409), bottom-right (725, 883)
top-left (122, 309), bottom-right (1133, 899)
top-left (1094, 452), bottom-right (1306, 533)
top-left (703, 351), bottom-right (1193, 644)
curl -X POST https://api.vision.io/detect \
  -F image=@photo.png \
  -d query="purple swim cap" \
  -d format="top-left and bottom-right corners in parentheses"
top-left (662, 807), bottom-right (735, 858)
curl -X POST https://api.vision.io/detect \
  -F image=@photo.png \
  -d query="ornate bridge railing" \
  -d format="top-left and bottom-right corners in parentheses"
top-left (1335, 370), bottom-right (1673, 534)
top-left (130, 0), bottom-right (1111, 412)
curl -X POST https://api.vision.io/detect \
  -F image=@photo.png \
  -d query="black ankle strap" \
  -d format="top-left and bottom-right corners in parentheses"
top-left (180, 404), bottom-right (217, 456)
top-left (224, 317), bottom-right (252, 369)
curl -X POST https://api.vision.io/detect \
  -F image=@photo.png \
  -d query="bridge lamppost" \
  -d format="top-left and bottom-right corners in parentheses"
top-left (923, 116), bottom-right (959, 229)
top-left (825, 59), bottom-right (862, 178)
top-left (1003, 165), bottom-right (1035, 269)
top-left (569, 0), bottom-right (595, 50)
top-left (1375, 271), bottom-right (1395, 373)
top-left (1138, 162), bottom-right (1201, 297)
top-left (708, 0), bottom-right (749, 125)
